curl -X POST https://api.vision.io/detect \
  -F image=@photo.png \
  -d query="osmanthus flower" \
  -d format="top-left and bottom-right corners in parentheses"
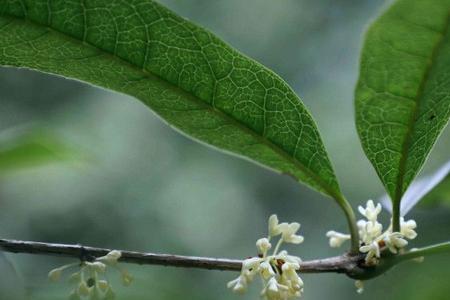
top-left (326, 200), bottom-right (419, 293)
top-left (228, 214), bottom-right (305, 300)
top-left (400, 217), bottom-right (417, 240)
top-left (358, 200), bottom-right (382, 222)
top-left (48, 250), bottom-right (133, 300)
top-left (325, 231), bottom-right (350, 248)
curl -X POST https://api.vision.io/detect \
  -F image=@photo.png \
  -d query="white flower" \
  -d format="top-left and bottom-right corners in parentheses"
top-left (357, 219), bottom-right (382, 244)
top-left (355, 280), bottom-right (364, 294)
top-left (227, 276), bottom-right (248, 294)
top-left (384, 232), bottom-right (408, 254)
top-left (326, 231), bottom-right (351, 248)
top-left (121, 270), bottom-right (133, 286)
top-left (48, 267), bottom-right (63, 282)
top-left (277, 250), bottom-right (302, 264)
top-left (257, 238), bottom-right (272, 255)
top-left (228, 258), bottom-right (262, 294)
top-left (97, 250), bottom-right (122, 265)
top-left (268, 215), bottom-right (304, 244)
top-left (360, 241), bottom-right (381, 264)
top-left (281, 262), bottom-right (303, 295)
top-left (279, 222), bottom-right (304, 244)
top-left (358, 200), bottom-right (382, 222)
top-left (77, 281), bottom-right (91, 297)
top-left (260, 261), bottom-right (275, 280)
top-left (228, 215), bottom-right (304, 298)
top-left (242, 257), bottom-right (263, 272)
top-left (400, 218), bottom-right (417, 240)
top-left (261, 277), bottom-right (289, 300)
top-left (269, 215), bottom-right (283, 237)
top-left (236, 257), bottom-right (262, 283)
top-left (48, 249), bottom-right (131, 299)
top-left (97, 280), bottom-right (109, 292)
top-left (86, 261), bottom-right (107, 273)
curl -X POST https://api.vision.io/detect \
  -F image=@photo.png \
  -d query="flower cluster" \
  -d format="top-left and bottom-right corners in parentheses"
top-left (48, 250), bottom-right (133, 300)
top-left (326, 200), bottom-right (418, 293)
top-left (327, 200), bottom-right (418, 265)
top-left (228, 215), bottom-right (305, 300)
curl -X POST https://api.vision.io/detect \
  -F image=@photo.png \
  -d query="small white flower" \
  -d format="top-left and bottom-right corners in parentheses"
top-left (86, 261), bottom-right (107, 273)
top-left (257, 238), bottom-right (272, 255)
top-left (97, 250), bottom-right (122, 265)
top-left (326, 231), bottom-right (351, 248)
top-left (279, 222), bottom-right (304, 244)
top-left (260, 261), bottom-right (275, 280)
top-left (227, 276), bottom-right (248, 294)
top-left (357, 219), bottom-right (382, 244)
top-left (48, 267), bottom-right (63, 282)
top-left (355, 280), bottom-right (364, 294)
top-left (242, 257), bottom-right (263, 271)
top-left (400, 217), bottom-right (417, 240)
top-left (360, 241), bottom-right (380, 264)
top-left (358, 200), bottom-right (382, 222)
top-left (268, 214), bottom-right (283, 237)
top-left (277, 250), bottom-right (302, 264)
top-left (77, 281), bottom-right (91, 297)
top-left (281, 262), bottom-right (303, 291)
top-left (97, 280), bottom-right (109, 292)
top-left (228, 215), bottom-right (304, 298)
top-left (68, 272), bottom-right (81, 284)
top-left (384, 232), bottom-right (408, 254)
top-left (121, 270), bottom-right (133, 286)
top-left (48, 249), bottom-right (131, 299)
top-left (261, 277), bottom-right (289, 300)
top-left (239, 257), bottom-right (262, 282)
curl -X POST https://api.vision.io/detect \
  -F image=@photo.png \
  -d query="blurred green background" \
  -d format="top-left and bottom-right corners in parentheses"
top-left (1, 0), bottom-right (450, 299)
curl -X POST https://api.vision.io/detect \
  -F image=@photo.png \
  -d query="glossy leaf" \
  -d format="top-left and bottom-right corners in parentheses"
top-left (0, 0), bottom-right (343, 199)
top-left (355, 0), bottom-right (450, 205)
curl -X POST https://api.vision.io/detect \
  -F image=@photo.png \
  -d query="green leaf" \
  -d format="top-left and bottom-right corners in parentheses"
top-left (0, 0), bottom-right (342, 199)
top-left (0, 129), bottom-right (75, 172)
top-left (355, 0), bottom-right (450, 207)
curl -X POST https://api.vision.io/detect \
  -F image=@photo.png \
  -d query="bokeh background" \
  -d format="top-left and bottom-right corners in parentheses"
top-left (1, 0), bottom-right (450, 299)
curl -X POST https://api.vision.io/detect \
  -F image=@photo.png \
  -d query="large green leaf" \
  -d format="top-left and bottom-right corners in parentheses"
top-left (355, 0), bottom-right (450, 205)
top-left (0, 0), bottom-right (343, 199)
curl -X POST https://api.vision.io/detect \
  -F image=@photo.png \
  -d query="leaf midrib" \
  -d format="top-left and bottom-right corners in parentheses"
top-left (0, 13), bottom-right (341, 199)
top-left (395, 11), bottom-right (450, 203)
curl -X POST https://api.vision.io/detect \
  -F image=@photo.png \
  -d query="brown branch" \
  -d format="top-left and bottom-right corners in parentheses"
top-left (0, 239), bottom-right (364, 275)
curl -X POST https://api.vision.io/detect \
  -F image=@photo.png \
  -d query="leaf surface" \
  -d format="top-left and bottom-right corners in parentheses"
top-left (356, 0), bottom-right (450, 204)
top-left (0, 0), bottom-right (342, 198)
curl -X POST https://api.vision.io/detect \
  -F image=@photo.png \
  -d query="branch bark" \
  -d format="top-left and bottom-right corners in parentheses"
top-left (0, 239), bottom-right (364, 275)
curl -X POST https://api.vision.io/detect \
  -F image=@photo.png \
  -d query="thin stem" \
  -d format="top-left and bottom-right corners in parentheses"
top-left (0, 238), bottom-right (363, 275)
top-left (272, 238), bottom-right (283, 256)
top-left (392, 200), bottom-right (400, 232)
top-left (397, 241), bottom-right (450, 263)
top-left (337, 195), bottom-right (360, 254)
